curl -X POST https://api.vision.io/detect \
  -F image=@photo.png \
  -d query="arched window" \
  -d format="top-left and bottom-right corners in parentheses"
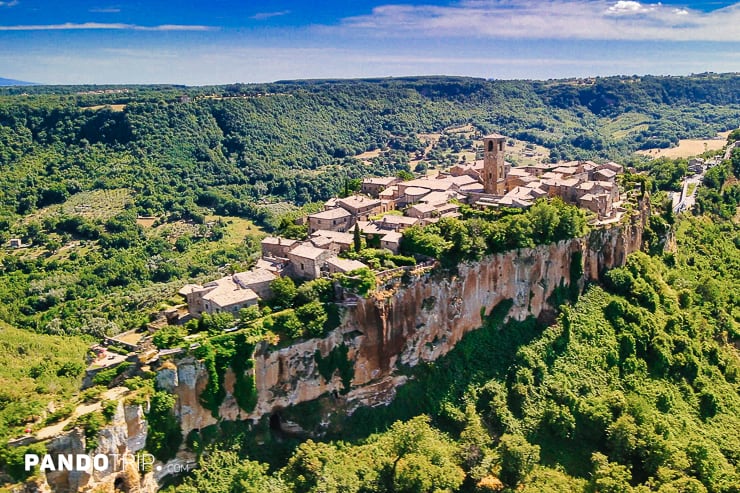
top-left (487, 141), bottom-right (494, 152)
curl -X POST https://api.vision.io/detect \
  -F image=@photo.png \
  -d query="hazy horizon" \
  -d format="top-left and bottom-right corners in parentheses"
top-left (1, 1), bottom-right (739, 85)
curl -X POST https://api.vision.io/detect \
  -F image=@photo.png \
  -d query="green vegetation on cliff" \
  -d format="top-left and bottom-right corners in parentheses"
top-left (1, 75), bottom-right (739, 490)
top-left (401, 198), bottom-right (589, 266)
top-left (174, 213), bottom-right (740, 491)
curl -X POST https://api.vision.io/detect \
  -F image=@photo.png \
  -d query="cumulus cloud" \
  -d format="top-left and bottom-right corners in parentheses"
top-left (606, 1), bottom-right (656, 15)
top-left (0, 0), bottom-right (19, 7)
top-left (0, 22), bottom-right (214, 31)
top-left (336, 0), bottom-right (740, 42)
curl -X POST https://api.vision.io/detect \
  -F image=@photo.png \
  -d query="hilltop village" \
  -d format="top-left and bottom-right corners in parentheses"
top-left (179, 134), bottom-right (625, 318)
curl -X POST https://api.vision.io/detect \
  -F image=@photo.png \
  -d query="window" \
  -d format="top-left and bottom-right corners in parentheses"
top-left (499, 141), bottom-right (504, 151)
top-left (487, 141), bottom-right (493, 152)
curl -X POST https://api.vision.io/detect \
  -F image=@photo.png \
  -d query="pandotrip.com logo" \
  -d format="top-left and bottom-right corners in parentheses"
top-left (24, 453), bottom-right (190, 474)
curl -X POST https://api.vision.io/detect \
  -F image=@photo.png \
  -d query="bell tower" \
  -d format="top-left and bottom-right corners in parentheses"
top-left (483, 133), bottom-right (506, 195)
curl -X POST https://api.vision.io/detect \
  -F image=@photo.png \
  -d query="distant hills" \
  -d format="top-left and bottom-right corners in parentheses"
top-left (0, 77), bottom-right (36, 86)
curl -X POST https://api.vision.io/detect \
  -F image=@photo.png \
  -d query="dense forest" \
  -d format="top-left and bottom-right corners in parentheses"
top-left (1, 74), bottom-right (738, 221)
top-left (0, 74), bottom-right (739, 491)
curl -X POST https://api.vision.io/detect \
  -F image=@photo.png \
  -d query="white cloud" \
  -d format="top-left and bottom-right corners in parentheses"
top-left (250, 10), bottom-right (291, 20)
top-left (0, 0), bottom-right (19, 7)
top-left (89, 7), bottom-right (122, 14)
top-left (606, 1), bottom-right (656, 15)
top-left (0, 22), bottom-right (215, 31)
top-left (336, 0), bottom-right (740, 42)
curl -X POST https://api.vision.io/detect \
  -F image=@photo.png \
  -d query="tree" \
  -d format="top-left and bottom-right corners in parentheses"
top-left (295, 300), bottom-right (328, 338)
top-left (282, 440), bottom-right (361, 493)
top-left (528, 199), bottom-right (560, 244)
top-left (498, 434), bottom-right (540, 487)
top-left (146, 391), bottom-right (183, 462)
top-left (239, 305), bottom-right (261, 323)
top-left (199, 312), bottom-right (236, 335)
top-left (589, 452), bottom-right (634, 493)
top-left (353, 223), bottom-right (362, 253)
top-left (338, 268), bottom-right (376, 296)
top-left (152, 325), bottom-right (188, 349)
top-left (270, 276), bottom-right (297, 309)
top-left (178, 448), bottom-right (287, 493)
top-left (273, 310), bottom-right (304, 339)
top-left (371, 416), bottom-right (465, 493)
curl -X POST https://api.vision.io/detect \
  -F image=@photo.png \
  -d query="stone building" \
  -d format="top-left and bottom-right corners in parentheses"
top-left (482, 134), bottom-right (507, 195)
top-left (287, 244), bottom-right (333, 280)
top-left (308, 207), bottom-right (353, 234)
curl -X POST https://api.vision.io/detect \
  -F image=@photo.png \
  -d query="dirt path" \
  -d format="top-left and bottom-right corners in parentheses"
top-left (34, 387), bottom-right (129, 441)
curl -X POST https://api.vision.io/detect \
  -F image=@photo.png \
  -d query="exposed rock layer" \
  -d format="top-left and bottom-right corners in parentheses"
top-left (36, 206), bottom-right (645, 492)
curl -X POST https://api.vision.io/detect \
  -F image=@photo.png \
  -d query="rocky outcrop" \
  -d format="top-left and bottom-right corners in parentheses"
top-left (29, 202), bottom-right (646, 493)
top-left (162, 208), bottom-right (645, 431)
top-left (29, 401), bottom-right (159, 493)
top-left (243, 207), bottom-right (645, 421)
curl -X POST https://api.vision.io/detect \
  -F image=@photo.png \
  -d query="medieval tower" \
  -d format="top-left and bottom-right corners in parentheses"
top-left (483, 133), bottom-right (506, 195)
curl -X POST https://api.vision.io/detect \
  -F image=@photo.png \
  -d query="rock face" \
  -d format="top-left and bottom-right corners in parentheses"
top-left (155, 207), bottom-right (645, 435)
top-left (35, 207), bottom-right (645, 493)
top-left (250, 211), bottom-right (644, 416)
top-left (34, 401), bottom-right (159, 493)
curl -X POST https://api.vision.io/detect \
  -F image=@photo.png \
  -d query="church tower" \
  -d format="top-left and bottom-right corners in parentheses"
top-left (483, 133), bottom-right (506, 195)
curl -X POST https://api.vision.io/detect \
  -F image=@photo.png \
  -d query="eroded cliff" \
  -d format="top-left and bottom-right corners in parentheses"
top-left (251, 212), bottom-right (644, 419)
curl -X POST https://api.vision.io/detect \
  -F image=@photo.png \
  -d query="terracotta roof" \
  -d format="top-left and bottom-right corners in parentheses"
top-left (310, 230), bottom-right (354, 244)
top-left (380, 215), bottom-right (419, 226)
top-left (408, 203), bottom-right (437, 214)
top-left (594, 168), bottom-right (617, 179)
top-left (459, 183), bottom-right (484, 192)
top-left (483, 133), bottom-right (506, 139)
top-left (419, 191), bottom-right (461, 206)
top-left (362, 177), bottom-right (398, 186)
top-left (404, 186), bottom-right (431, 197)
top-left (337, 195), bottom-right (381, 210)
top-left (381, 231), bottom-right (403, 243)
top-left (288, 243), bottom-right (330, 260)
top-left (232, 269), bottom-right (276, 287)
top-left (402, 179), bottom-right (454, 191)
top-left (262, 236), bottom-right (298, 246)
top-left (437, 175), bottom-right (477, 186)
top-left (309, 208), bottom-right (352, 220)
top-left (325, 256), bottom-right (367, 273)
top-left (187, 276), bottom-right (259, 308)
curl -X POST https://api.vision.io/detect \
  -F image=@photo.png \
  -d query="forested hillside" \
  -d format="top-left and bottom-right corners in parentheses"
top-left (168, 174), bottom-right (740, 493)
top-left (0, 75), bottom-right (739, 492)
top-left (1, 74), bottom-right (738, 221)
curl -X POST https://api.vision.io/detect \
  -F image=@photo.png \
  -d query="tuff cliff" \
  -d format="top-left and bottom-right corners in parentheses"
top-left (23, 401), bottom-right (156, 493)
top-left (165, 206), bottom-right (645, 436)
top-left (24, 207), bottom-right (645, 493)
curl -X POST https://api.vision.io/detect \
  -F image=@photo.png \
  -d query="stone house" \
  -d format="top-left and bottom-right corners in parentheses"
top-left (261, 236), bottom-right (298, 258)
top-left (180, 277), bottom-right (259, 317)
top-left (361, 177), bottom-right (400, 198)
top-left (287, 244), bottom-right (333, 280)
top-left (308, 208), bottom-right (353, 234)
top-left (336, 195), bottom-right (385, 221)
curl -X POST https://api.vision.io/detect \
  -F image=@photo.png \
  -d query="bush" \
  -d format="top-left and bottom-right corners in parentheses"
top-left (92, 361), bottom-right (133, 387)
top-left (270, 277), bottom-right (297, 309)
top-left (295, 301), bottom-right (329, 338)
top-left (146, 391), bottom-right (183, 462)
top-left (498, 434), bottom-right (540, 487)
top-left (152, 325), bottom-right (188, 349)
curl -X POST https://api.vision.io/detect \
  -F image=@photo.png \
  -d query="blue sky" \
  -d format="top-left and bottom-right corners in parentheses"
top-left (0, 1), bottom-right (739, 84)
